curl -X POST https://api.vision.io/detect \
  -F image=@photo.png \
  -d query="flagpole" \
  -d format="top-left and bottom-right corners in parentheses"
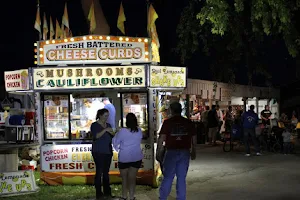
top-left (146, 0), bottom-right (153, 65)
top-left (37, 0), bottom-right (42, 41)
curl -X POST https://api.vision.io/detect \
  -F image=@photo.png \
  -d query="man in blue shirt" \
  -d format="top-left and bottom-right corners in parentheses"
top-left (102, 98), bottom-right (116, 129)
top-left (242, 105), bottom-right (261, 156)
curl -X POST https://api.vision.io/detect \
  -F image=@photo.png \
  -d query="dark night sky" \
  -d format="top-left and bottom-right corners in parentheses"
top-left (0, 0), bottom-right (297, 97)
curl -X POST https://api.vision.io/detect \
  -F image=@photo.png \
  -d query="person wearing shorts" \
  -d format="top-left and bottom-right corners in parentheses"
top-left (112, 113), bottom-right (143, 200)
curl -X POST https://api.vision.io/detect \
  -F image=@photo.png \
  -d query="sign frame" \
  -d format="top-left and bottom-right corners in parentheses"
top-left (0, 170), bottom-right (39, 197)
top-left (37, 35), bottom-right (151, 66)
top-left (4, 69), bottom-right (30, 92)
top-left (32, 65), bottom-right (147, 91)
top-left (149, 66), bottom-right (187, 89)
top-left (40, 144), bottom-right (153, 172)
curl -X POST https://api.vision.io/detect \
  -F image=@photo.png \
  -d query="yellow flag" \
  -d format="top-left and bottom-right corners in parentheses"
top-left (43, 13), bottom-right (48, 40)
top-left (55, 19), bottom-right (61, 39)
top-left (34, 6), bottom-right (41, 33)
top-left (88, 0), bottom-right (96, 34)
top-left (117, 2), bottom-right (126, 34)
top-left (62, 3), bottom-right (69, 29)
top-left (147, 4), bottom-right (160, 62)
top-left (49, 17), bottom-right (54, 40)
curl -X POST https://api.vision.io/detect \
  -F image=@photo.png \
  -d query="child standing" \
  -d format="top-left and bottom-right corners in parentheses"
top-left (282, 128), bottom-right (291, 155)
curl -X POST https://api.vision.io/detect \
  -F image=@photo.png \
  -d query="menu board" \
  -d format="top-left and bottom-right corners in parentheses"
top-left (43, 95), bottom-right (69, 139)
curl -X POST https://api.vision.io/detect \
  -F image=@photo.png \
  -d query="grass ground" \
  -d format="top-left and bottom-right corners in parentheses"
top-left (4, 172), bottom-right (152, 200)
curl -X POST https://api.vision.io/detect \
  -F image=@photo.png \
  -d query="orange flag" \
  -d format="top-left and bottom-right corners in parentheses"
top-left (34, 6), bottom-right (41, 33)
top-left (43, 13), bottom-right (48, 40)
top-left (55, 19), bottom-right (62, 39)
top-left (88, 0), bottom-right (96, 34)
top-left (49, 17), bottom-right (54, 40)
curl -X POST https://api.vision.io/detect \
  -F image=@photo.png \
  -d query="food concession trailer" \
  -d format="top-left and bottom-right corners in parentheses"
top-left (29, 35), bottom-right (187, 187)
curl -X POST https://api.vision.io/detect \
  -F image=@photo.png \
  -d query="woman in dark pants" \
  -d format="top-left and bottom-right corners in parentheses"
top-left (91, 108), bottom-right (115, 200)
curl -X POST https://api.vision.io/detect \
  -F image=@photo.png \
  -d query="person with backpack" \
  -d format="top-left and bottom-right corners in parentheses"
top-left (242, 105), bottom-right (261, 157)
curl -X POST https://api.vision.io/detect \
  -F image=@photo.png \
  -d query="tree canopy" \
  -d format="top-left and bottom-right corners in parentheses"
top-left (176, 0), bottom-right (300, 85)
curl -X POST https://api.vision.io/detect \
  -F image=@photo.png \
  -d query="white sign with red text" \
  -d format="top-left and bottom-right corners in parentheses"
top-left (4, 69), bottom-right (29, 91)
top-left (37, 36), bottom-right (150, 65)
top-left (41, 144), bottom-right (153, 172)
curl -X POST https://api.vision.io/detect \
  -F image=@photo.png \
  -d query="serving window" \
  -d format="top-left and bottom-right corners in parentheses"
top-left (43, 95), bottom-right (70, 140)
top-left (43, 94), bottom-right (108, 140)
top-left (121, 93), bottom-right (148, 138)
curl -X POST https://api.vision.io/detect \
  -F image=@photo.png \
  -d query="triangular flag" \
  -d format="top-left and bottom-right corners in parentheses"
top-left (88, 0), bottom-right (96, 34)
top-left (34, 6), bottom-right (41, 33)
top-left (55, 19), bottom-right (61, 39)
top-left (60, 22), bottom-right (65, 39)
top-left (69, 30), bottom-right (73, 37)
top-left (117, 2), bottom-right (126, 34)
top-left (43, 13), bottom-right (48, 40)
top-left (49, 17), bottom-right (54, 40)
top-left (147, 4), bottom-right (160, 62)
top-left (62, 2), bottom-right (69, 29)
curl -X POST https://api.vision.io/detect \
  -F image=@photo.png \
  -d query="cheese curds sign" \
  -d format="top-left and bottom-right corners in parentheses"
top-left (32, 66), bottom-right (146, 90)
top-left (37, 36), bottom-right (150, 65)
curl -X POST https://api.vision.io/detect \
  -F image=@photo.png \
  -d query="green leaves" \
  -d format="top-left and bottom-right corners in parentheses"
top-left (176, 0), bottom-right (300, 84)
top-left (196, 0), bottom-right (229, 35)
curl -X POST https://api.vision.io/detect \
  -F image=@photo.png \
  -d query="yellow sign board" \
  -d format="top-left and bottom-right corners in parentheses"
top-left (150, 66), bottom-right (186, 88)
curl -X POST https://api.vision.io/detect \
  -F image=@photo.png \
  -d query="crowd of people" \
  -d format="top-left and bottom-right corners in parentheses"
top-left (89, 98), bottom-right (299, 200)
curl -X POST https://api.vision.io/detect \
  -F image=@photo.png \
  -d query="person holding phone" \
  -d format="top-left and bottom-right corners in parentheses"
top-left (91, 108), bottom-right (115, 200)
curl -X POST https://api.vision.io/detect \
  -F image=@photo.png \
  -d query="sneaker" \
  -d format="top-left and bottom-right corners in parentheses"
top-left (256, 152), bottom-right (262, 156)
top-left (245, 154), bottom-right (251, 157)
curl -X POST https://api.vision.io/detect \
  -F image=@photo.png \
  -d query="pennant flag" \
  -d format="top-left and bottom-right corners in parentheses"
top-left (88, 0), bottom-right (96, 34)
top-left (49, 17), bottom-right (55, 40)
top-left (62, 3), bottom-right (69, 29)
top-left (65, 28), bottom-right (70, 38)
top-left (69, 30), bottom-right (73, 37)
top-left (34, 6), bottom-right (41, 33)
top-left (117, 2), bottom-right (126, 34)
top-left (147, 4), bottom-right (160, 62)
top-left (43, 13), bottom-right (48, 40)
top-left (55, 19), bottom-right (62, 39)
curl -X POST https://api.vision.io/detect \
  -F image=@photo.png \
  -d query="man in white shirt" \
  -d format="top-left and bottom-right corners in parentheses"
top-left (84, 98), bottom-right (105, 127)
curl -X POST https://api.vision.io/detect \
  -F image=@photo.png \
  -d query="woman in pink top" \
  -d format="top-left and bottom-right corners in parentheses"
top-left (112, 113), bottom-right (143, 200)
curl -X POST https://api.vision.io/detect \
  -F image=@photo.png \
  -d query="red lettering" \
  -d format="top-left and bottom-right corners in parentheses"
top-left (56, 163), bottom-right (62, 169)
top-left (115, 162), bottom-right (118, 168)
top-left (88, 162), bottom-right (95, 169)
top-left (49, 163), bottom-right (54, 170)
top-left (6, 82), bottom-right (20, 88)
top-left (69, 163), bottom-right (75, 169)
top-left (76, 163), bottom-right (82, 169)
top-left (5, 74), bottom-right (20, 80)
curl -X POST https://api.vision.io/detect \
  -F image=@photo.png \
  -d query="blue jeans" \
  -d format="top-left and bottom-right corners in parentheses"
top-left (159, 149), bottom-right (190, 200)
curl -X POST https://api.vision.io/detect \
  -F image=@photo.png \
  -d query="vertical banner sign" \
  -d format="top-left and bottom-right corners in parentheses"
top-left (148, 89), bottom-right (163, 187)
top-left (34, 92), bottom-right (42, 144)
top-left (148, 89), bottom-right (157, 142)
top-left (0, 171), bottom-right (39, 197)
